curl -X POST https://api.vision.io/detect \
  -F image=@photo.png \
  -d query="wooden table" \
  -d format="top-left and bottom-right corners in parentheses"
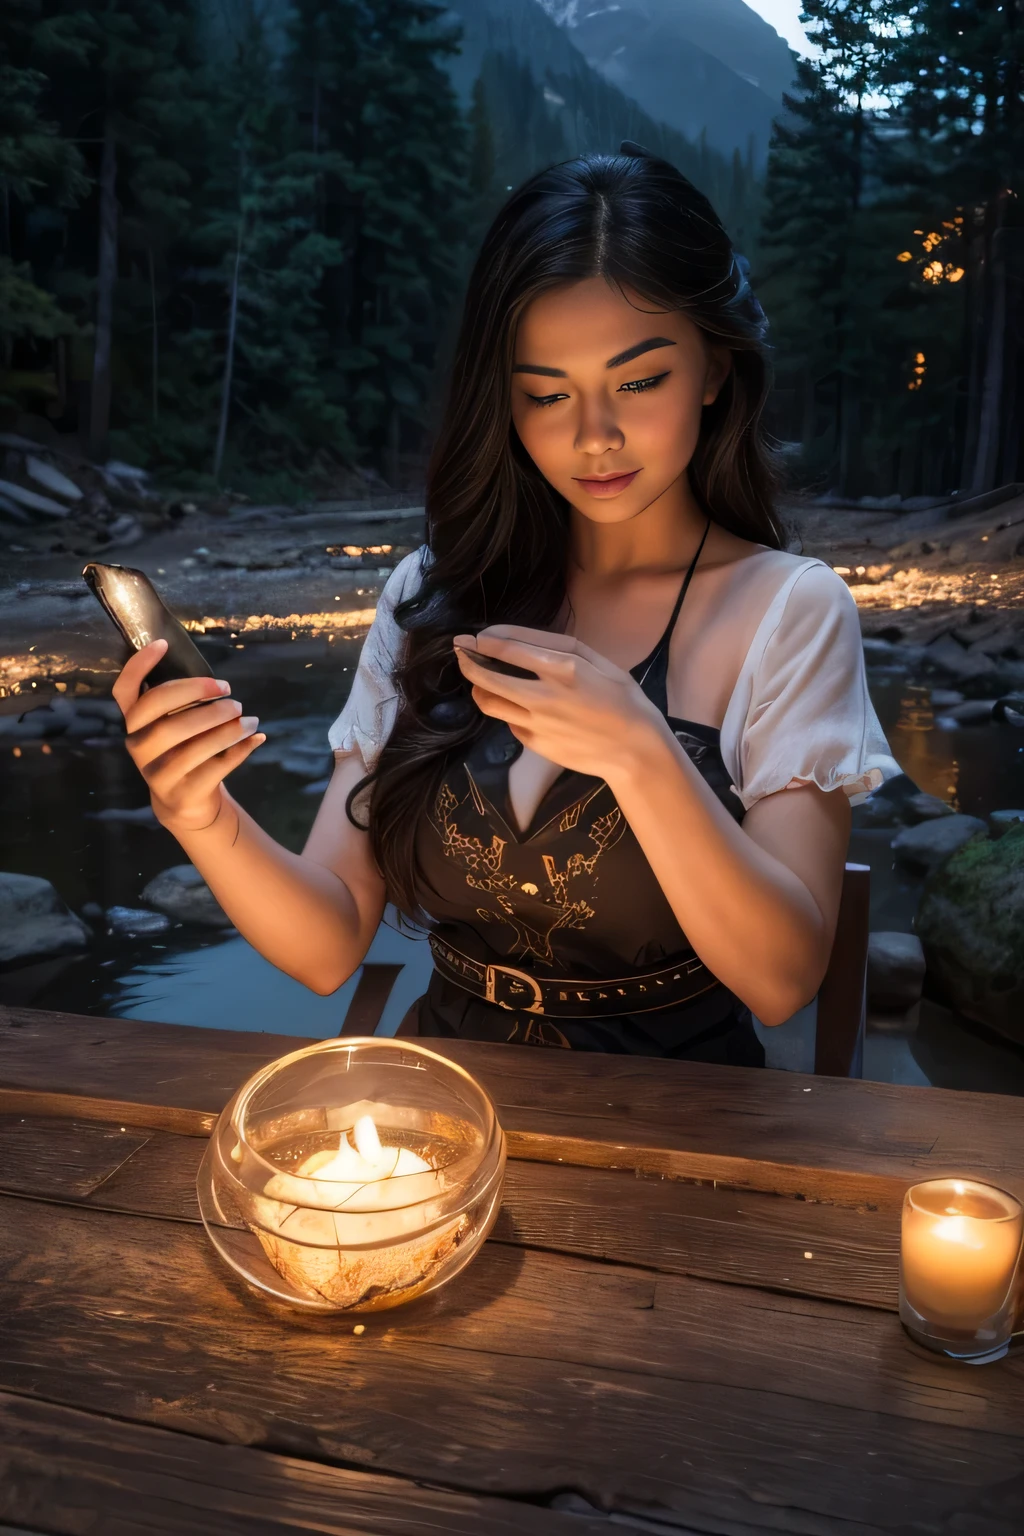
top-left (1, 1003), bottom-right (1022, 1535)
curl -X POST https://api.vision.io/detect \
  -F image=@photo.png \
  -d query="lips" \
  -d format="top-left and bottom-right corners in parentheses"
top-left (573, 469), bottom-right (640, 496)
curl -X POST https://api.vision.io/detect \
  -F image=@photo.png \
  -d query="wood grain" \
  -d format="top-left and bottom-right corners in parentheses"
top-left (1, 1193), bottom-right (1022, 1536)
top-left (0, 1115), bottom-right (903, 1311)
top-left (4, 1006), bottom-right (1023, 1210)
top-left (0, 1391), bottom-right (631, 1536)
top-left (0, 1115), bottom-right (149, 1199)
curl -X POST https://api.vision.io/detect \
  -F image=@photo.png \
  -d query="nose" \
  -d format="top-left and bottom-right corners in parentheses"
top-left (573, 392), bottom-right (625, 457)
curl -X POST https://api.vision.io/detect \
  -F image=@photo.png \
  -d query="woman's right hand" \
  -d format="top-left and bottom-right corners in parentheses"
top-left (112, 639), bottom-right (265, 832)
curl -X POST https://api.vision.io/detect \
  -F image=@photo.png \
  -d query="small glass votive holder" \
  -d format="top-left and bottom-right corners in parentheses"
top-left (899, 1178), bottom-right (1023, 1363)
top-left (197, 1036), bottom-right (507, 1313)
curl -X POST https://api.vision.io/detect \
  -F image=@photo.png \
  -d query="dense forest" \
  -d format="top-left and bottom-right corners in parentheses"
top-left (1, 0), bottom-right (1020, 501)
top-left (759, 0), bottom-right (1023, 500)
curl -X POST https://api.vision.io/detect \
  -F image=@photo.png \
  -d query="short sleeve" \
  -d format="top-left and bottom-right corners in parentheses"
top-left (327, 547), bottom-right (428, 769)
top-left (720, 561), bottom-right (902, 813)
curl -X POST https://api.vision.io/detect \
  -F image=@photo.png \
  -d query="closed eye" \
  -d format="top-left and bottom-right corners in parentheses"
top-left (525, 370), bottom-right (671, 407)
top-left (619, 371), bottom-right (670, 395)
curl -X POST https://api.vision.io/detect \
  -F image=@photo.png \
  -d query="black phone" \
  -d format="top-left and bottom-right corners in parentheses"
top-left (83, 562), bottom-right (214, 688)
top-left (456, 646), bottom-right (539, 681)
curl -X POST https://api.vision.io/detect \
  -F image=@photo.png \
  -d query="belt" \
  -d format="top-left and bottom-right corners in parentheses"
top-left (428, 934), bottom-right (719, 1018)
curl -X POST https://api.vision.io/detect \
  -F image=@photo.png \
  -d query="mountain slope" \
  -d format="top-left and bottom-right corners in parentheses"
top-left (441, 0), bottom-right (760, 241)
top-left (536, 0), bottom-right (798, 161)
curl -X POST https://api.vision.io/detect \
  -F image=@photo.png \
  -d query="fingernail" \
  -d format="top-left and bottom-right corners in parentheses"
top-left (215, 679), bottom-right (231, 694)
top-left (240, 715), bottom-right (259, 732)
top-left (252, 733), bottom-right (266, 745)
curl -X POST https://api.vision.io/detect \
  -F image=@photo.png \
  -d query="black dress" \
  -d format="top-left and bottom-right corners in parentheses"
top-left (410, 521), bottom-right (766, 1066)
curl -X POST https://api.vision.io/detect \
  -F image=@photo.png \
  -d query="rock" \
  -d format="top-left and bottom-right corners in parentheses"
top-left (104, 905), bottom-right (171, 937)
top-left (105, 512), bottom-right (143, 548)
top-left (923, 635), bottom-right (996, 683)
top-left (140, 864), bottom-right (231, 927)
top-left (915, 825), bottom-right (1024, 1046)
top-left (902, 791), bottom-right (954, 824)
top-left (0, 872), bottom-right (92, 965)
top-left (85, 805), bottom-right (160, 826)
top-left (0, 711), bottom-right (52, 741)
top-left (0, 492), bottom-right (32, 523)
top-left (891, 814), bottom-right (988, 876)
top-left (103, 459), bottom-right (148, 483)
top-left (869, 772), bottom-right (920, 812)
top-left (990, 810), bottom-right (1024, 840)
top-left (867, 932), bottom-right (926, 1012)
top-left (26, 455), bottom-right (82, 501)
top-left (930, 688), bottom-right (964, 708)
top-left (853, 793), bottom-right (899, 829)
top-left (946, 699), bottom-right (996, 725)
top-left (74, 699), bottom-right (124, 723)
top-left (993, 695), bottom-right (1024, 726)
top-left (0, 477), bottom-right (69, 517)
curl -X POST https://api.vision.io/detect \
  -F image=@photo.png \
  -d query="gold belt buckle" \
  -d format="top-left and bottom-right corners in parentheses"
top-left (485, 963), bottom-right (544, 1015)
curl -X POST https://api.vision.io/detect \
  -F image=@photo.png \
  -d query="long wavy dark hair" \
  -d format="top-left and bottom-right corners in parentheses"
top-left (349, 144), bottom-right (784, 919)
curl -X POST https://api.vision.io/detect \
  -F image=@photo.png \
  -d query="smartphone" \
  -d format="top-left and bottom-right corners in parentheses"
top-left (456, 646), bottom-right (539, 681)
top-left (83, 562), bottom-right (214, 689)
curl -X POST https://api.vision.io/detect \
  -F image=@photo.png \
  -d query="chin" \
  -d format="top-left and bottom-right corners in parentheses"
top-left (569, 498), bottom-right (643, 523)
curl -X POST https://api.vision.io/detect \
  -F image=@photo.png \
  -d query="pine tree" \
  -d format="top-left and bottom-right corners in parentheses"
top-left (33, 0), bottom-right (209, 461)
top-left (884, 0), bottom-right (1024, 489)
top-left (196, 3), bottom-right (351, 486)
top-left (284, 0), bottom-right (471, 480)
top-left (759, 6), bottom-right (921, 496)
top-left (0, 0), bottom-right (87, 389)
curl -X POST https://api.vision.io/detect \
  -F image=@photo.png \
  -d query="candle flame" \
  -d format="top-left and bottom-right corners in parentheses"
top-left (953, 1180), bottom-right (966, 1196)
top-left (352, 1114), bottom-right (383, 1161)
top-left (932, 1215), bottom-right (985, 1250)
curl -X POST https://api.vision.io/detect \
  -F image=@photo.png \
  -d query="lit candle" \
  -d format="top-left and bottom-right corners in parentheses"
top-left (253, 1114), bottom-right (466, 1309)
top-left (900, 1178), bottom-right (1023, 1360)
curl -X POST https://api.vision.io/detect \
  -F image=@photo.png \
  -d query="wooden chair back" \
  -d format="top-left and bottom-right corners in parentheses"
top-left (814, 863), bottom-right (871, 1078)
top-left (357, 863), bottom-right (874, 1080)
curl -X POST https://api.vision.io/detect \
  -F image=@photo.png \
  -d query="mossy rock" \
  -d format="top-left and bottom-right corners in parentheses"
top-left (915, 825), bottom-right (1024, 1045)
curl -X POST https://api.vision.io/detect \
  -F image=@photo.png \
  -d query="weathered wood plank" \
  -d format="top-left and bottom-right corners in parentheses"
top-left (0, 1193), bottom-right (1021, 1536)
top-left (4, 1006), bottom-right (1023, 1209)
top-left (498, 1162), bottom-right (902, 1311)
top-left (0, 1115), bottom-right (902, 1311)
top-left (0, 1115), bottom-right (149, 1199)
top-left (0, 1090), bottom-right (212, 1138)
top-left (0, 1390), bottom-right (629, 1536)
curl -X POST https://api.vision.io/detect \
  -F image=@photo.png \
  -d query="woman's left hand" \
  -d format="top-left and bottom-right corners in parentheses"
top-left (453, 625), bottom-right (668, 780)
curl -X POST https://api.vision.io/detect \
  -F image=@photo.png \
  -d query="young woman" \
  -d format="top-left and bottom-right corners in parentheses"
top-left (113, 145), bottom-right (900, 1064)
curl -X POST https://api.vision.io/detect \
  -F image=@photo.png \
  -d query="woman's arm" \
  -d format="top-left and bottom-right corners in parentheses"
top-left (114, 641), bottom-right (385, 995)
top-left (455, 630), bottom-right (850, 1026)
top-left (603, 726), bottom-right (850, 1024)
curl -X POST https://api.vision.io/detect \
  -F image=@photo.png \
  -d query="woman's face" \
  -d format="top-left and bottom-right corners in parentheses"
top-left (510, 276), bottom-right (730, 523)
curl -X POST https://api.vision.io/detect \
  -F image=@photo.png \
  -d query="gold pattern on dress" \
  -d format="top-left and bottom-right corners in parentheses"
top-left (433, 781), bottom-right (516, 895)
top-left (431, 770), bottom-right (628, 968)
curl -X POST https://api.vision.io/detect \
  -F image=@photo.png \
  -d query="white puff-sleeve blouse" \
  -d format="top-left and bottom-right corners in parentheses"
top-left (328, 545), bottom-right (901, 810)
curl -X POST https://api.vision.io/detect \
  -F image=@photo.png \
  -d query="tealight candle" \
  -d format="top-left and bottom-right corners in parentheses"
top-left (198, 1036), bottom-right (507, 1313)
top-left (254, 1112), bottom-right (465, 1307)
top-left (900, 1178), bottom-right (1023, 1362)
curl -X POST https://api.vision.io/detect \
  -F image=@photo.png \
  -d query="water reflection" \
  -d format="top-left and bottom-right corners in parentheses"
top-left (2, 648), bottom-right (1023, 1086)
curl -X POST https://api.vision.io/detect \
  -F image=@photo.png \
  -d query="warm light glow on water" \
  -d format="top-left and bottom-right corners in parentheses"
top-left (181, 608), bottom-right (376, 639)
top-left (844, 566), bottom-right (1024, 614)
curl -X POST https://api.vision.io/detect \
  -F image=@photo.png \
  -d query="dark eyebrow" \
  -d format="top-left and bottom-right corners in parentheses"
top-left (511, 336), bottom-right (676, 378)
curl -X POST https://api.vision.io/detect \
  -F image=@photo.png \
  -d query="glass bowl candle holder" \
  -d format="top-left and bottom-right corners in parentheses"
top-left (198, 1036), bottom-right (507, 1312)
top-left (899, 1178), bottom-right (1023, 1363)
